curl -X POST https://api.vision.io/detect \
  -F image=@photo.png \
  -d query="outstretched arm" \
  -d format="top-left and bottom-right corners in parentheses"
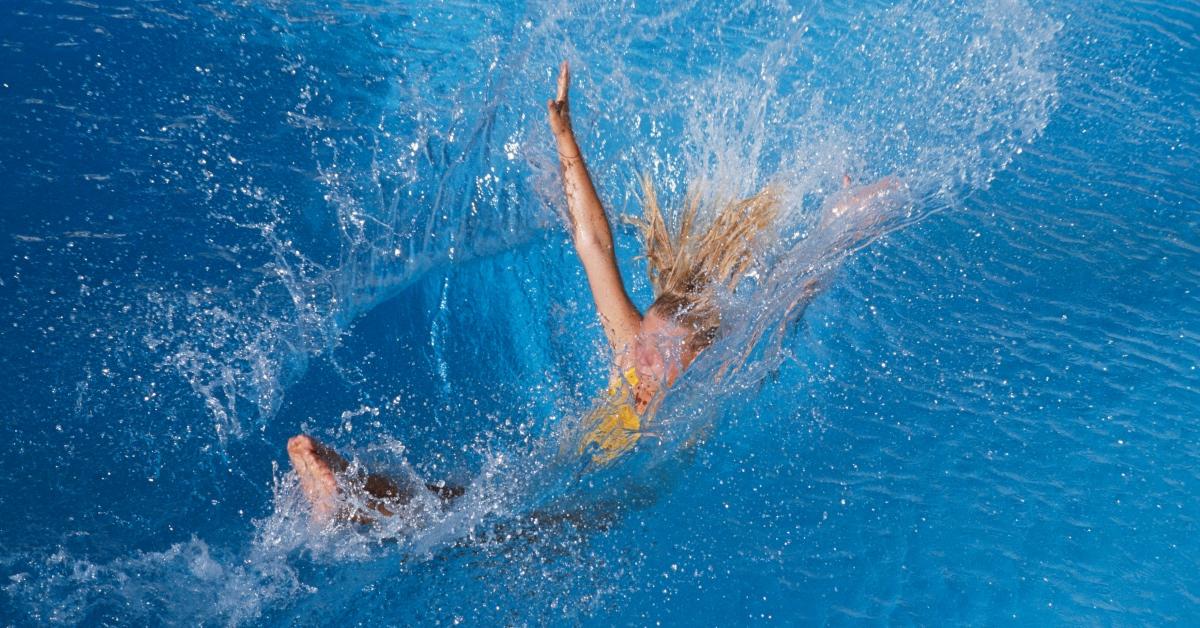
top-left (819, 175), bottom-right (907, 229)
top-left (547, 61), bottom-right (641, 355)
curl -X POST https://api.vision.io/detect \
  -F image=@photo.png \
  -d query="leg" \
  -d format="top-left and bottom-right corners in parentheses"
top-left (286, 434), bottom-right (464, 525)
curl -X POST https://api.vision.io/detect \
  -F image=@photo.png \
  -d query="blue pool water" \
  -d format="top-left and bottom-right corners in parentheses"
top-left (1, 0), bottom-right (1197, 624)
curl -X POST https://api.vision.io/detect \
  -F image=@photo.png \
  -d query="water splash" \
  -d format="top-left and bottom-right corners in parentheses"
top-left (510, 0), bottom-right (1062, 495)
top-left (228, 0), bottom-right (1056, 613)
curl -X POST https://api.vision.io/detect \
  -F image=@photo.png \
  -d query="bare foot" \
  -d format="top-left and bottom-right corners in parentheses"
top-left (287, 435), bottom-right (347, 523)
top-left (286, 434), bottom-right (465, 526)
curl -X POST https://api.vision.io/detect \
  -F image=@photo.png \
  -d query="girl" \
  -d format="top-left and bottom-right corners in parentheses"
top-left (286, 62), bottom-right (901, 523)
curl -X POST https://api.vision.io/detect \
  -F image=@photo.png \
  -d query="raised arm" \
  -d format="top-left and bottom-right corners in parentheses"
top-left (547, 61), bottom-right (641, 355)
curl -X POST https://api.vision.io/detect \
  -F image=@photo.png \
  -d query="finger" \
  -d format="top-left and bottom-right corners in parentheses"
top-left (556, 60), bottom-right (569, 102)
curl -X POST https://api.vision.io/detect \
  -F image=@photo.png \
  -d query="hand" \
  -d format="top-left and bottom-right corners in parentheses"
top-left (547, 61), bottom-right (572, 137)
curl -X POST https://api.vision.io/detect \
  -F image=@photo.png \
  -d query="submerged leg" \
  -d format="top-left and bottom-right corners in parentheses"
top-left (286, 434), bottom-right (463, 525)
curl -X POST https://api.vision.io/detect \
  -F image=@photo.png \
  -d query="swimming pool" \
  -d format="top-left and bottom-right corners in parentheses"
top-left (1, 0), bottom-right (1197, 624)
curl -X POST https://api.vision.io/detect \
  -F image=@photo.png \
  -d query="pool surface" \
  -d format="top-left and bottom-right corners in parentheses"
top-left (1, 0), bottom-right (1197, 624)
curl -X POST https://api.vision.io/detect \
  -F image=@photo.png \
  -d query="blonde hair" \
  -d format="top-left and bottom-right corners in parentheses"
top-left (630, 175), bottom-right (780, 353)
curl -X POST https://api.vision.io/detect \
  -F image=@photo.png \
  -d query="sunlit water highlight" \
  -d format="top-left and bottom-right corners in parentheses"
top-left (1, 0), bottom-right (1197, 624)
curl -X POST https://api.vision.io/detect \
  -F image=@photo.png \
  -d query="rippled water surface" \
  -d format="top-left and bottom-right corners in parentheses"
top-left (1, 0), bottom-right (1197, 624)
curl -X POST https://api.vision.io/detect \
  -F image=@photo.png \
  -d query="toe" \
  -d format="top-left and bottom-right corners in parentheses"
top-left (287, 434), bottom-right (314, 455)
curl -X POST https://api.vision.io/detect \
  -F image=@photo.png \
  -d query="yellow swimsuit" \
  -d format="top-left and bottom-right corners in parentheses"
top-left (577, 367), bottom-right (646, 468)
